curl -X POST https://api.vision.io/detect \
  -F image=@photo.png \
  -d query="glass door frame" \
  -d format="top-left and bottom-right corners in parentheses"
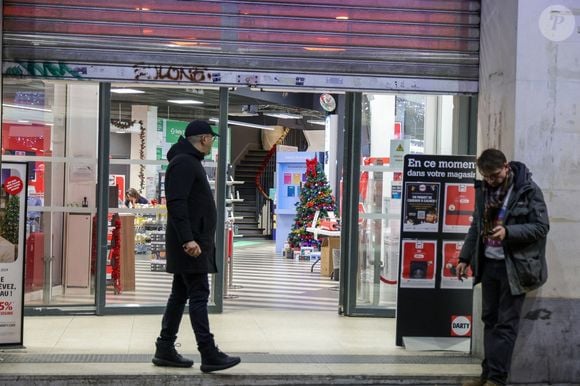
top-left (339, 92), bottom-right (394, 317)
top-left (93, 84), bottom-right (229, 315)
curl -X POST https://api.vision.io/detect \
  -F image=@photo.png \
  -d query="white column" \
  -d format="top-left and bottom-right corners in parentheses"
top-left (130, 105), bottom-right (158, 199)
top-left (369, 94), bottom-right (395, 157)
top-left (438, 95), bottom-right (454, 155)
top-left (324, 114), bottom-right (339, 196)
top-left (423, 96), bottom-right (438, 154)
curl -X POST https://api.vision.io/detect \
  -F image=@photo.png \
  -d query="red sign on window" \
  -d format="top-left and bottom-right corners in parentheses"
top-left (3, 176), bottom-right (24, 195)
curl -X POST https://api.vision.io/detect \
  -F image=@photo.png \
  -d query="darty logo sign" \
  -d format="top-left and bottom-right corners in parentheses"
top-left (450, 315), bottom-right (472, 337)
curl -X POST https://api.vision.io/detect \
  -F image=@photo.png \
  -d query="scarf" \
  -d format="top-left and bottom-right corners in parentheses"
top-left (482, 167), bottom-right (514, 237)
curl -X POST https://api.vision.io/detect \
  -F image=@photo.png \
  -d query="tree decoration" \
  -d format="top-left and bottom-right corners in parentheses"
top-left (0, 195), bottom-right (20, 245)
top-left (287, 157), bottom-right (336, 249)
top-left (111, 119), bottom-right (136, 130)
top-left (109, 214), bottom-right (122, 295)
top-left (138, 120), bottom-right (145, 192)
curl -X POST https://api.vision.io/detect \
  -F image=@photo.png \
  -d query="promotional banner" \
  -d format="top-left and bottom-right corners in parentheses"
top-left (396, 154), bottom-right (476, 347)
top-left (0, 162), bottom-right (28, 346)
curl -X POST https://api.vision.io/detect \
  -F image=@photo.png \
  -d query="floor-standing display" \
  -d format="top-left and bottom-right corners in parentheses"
top-left (396, 154), bottom-right (476, 348)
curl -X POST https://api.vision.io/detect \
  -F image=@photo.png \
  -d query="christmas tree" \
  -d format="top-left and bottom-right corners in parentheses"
top-left (287, 157), bottom-right (336, 249)
top-left (1, 195), bottom-right (20, 245)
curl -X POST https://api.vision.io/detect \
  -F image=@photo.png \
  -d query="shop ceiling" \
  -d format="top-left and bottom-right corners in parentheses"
top-left (110, 86), bottom-right (328, 131)
top-left (2, 80), bottom-right (328, 130)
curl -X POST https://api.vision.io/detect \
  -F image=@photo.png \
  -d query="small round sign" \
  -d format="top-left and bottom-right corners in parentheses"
top-left (451, 315), bottom-right (472, 337)
top-left (320, 93), bottom-right (336, 112)
top-left (3, 176), bottom-right (24, 195)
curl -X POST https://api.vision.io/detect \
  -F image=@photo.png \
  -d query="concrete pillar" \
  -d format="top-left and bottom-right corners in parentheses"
top-left (130, 105), bottom-right (158, 199)
top-left (478, 1), bottom-right (579, 383)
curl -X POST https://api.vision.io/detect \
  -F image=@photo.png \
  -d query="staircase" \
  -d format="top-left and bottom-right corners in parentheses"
top-left (233, 149), bottom-right (269, 238)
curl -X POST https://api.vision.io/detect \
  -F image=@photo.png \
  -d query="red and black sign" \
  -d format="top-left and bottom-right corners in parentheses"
top-left (396, 154), bottom-right (476, 347)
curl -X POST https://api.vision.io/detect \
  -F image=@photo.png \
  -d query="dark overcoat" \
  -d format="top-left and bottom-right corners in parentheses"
top-left (164, 136), bottom-right (217, 274)
top-left (459, 161), bottom-right (549, 295)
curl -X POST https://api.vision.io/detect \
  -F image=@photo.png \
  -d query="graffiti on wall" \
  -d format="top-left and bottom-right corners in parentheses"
top-left (133, 65), bottom-right (211, 83)
top-left (4, 61), bottom-right (84, 79)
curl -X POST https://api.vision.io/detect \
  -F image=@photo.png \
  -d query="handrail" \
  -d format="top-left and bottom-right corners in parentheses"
top-left (255, 128), bottom-right (290, 200)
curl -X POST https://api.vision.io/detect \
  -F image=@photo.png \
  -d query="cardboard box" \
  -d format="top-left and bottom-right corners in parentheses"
top-left (320, 237), bottom-right (340, 277)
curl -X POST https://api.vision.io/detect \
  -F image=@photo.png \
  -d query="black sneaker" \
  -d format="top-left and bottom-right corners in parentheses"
top-left (199, 345), bottom-right (241, 373)
top-left (152, 341), bottom-right (194, 368)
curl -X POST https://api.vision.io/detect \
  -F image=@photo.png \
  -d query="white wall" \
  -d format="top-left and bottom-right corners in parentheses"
top-left (478, 1), bottom-right (580, 382)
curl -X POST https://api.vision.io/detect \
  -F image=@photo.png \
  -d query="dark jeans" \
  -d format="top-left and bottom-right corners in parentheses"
top-left (159, 272), bottom-right (213, 349)
top-left (480, 259), bottom-right (526, 385)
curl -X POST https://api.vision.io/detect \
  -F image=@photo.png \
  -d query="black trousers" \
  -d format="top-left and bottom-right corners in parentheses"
top-left (480, 259), bottom-right (525, 385)
top-left (159, 272), bottom-right (213, 349)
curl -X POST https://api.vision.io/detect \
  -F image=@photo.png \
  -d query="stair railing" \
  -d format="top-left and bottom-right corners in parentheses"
top-left (255, 128), bottom-right (290, 236)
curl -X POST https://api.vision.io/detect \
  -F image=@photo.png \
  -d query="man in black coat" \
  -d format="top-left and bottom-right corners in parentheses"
top-left (152, 120), bottom-right (241, 373)
top-left (457, 149), bottom-right (549, 386)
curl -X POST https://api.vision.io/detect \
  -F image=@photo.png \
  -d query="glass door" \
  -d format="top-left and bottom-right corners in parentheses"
top-left (340, 92), bottom-right (476, 316)
top-left (103, 85), bottom-right (229, 312)
top-left (2, 79), bottom-right (101, 309)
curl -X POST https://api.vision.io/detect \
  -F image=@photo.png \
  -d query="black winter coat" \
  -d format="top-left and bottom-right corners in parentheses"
top-left (164, 136), bottom-right (217, 274)
top-left (459, 161), bottom-right (549, 295)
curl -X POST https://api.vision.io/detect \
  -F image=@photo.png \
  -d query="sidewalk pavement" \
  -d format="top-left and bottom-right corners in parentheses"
top-left (0, 308), bottom-right (481, 385)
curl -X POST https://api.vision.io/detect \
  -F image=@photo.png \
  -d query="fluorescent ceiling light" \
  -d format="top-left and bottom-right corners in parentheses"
top-left (111, 88), bottom-right (145, 94)
top-left (307, 120), bottom-right (326, 126)
top-left (264, 112), bottom-right (303, 119)
top-left (228, 112), bottom-right (259, 117)
top-left (3, 103), bottom-right (52, 112)
top-left (167, 99), bottom-right (204, 105)
top-left (209, 118), bottom-right (274, 131)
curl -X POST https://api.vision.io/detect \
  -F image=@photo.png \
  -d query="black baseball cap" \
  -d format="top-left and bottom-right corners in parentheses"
top-left (184, 120), bottom-right (220, 137)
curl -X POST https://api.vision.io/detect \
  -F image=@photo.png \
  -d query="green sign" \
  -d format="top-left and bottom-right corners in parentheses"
top-left (163, 119), bottom-right (188, 143)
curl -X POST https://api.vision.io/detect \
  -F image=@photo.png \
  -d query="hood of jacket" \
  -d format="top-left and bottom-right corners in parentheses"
top-left (509, 160), bottom-right (533, 190)
top-left (167, 136), bottom-right (204, 161)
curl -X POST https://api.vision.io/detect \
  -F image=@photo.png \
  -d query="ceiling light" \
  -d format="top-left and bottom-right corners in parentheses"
top-left (264, 112), bottom-right (303, 119)
top-left (111, 88), bottom-right (145, 94)
top-left (209, 118), bottom-right (274, 131)
top-left (336, 16), bottom-right (349, 20)
top-left (2, 103), bottom-right (52, 112)
top-left (228, 112), bottom-right (259, 117)
top-left (303, 47), bottom-right (346, 52)
top-left (167, 99), bottom-right (204, 105)
top-left (307, 120), bottom-right (326, 126)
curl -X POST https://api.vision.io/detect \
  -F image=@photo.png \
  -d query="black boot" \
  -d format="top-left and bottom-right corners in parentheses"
top-left (152, 339), bottom-right (194, 368)
top-left (199, 345), bottom-right (241, 373)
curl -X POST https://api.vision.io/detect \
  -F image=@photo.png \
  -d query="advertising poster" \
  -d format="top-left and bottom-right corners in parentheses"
top-left (403, 182), bottom-right (440, 232)
top-left (441, 241), bottom-right (473, 289)
top-left (400, 240), bottom-right (437, 288)
top-left (0, 162), bottom-right (28, 346)
top-left (443, 183), bottom-right (475, 233)
top-left (396, 154), bottom-right (476, 347)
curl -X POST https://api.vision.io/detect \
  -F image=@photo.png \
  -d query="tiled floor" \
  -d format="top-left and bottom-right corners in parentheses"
top-left (4, 241), bottom-right (480, 383)
top-left (0, 309), bottom-right (480, 381)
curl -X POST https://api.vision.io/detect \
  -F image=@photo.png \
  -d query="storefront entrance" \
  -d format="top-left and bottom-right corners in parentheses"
top-left (1, 77), bottom-right (476, 317)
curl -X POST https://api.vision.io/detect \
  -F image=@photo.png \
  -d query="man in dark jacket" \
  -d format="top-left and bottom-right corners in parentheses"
top-left (152, 120), bottom-right (241, 373)
top-left (457, 149), bottom-right (549, 386)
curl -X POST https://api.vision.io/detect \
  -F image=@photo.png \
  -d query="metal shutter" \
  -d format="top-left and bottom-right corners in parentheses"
top-left (2, 0), bottom-right (480, 88)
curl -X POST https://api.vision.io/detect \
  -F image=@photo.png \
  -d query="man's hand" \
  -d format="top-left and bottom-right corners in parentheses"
top-left (456, 262), bottom-right (469, 281)
top-left (488, 225), bottom-right (506, 241)
top-left (183, 240), bottom-right (202, 257)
